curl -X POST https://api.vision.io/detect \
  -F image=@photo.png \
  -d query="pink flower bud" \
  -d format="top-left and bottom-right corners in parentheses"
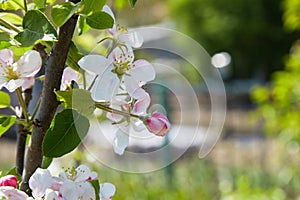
top-left (0, 175), bottom-right (18, 188)
top-left (145, 112), bottom-right (171, 136)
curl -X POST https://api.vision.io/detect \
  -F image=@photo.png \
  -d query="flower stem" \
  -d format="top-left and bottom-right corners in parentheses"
top-left (95, 102), bottom-right (142, 119)
top-left (16, 88), bottom-right (30, 124)
top-left (0, 17), bottom-right (21, 33)
top-left (23, 0), bottom-right (27, 12)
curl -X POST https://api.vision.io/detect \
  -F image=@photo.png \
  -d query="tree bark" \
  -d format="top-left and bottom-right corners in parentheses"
top-left (20, 3), bottom-right (79, 192)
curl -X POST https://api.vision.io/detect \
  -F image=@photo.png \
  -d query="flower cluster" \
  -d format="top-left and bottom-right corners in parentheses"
top-left (61, 5), bottom-right (171, 155)
top-left (0, 48), bottom-right (42, 92)
top-left (0, 165), bottom-right (115, 200)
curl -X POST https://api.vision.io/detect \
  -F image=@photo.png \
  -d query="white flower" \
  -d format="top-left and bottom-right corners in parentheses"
top-left (0, 49), bottom-right (42, 92)
top-left (0, 186), bottom-right (29, 200)
top-left (29, 168), bottom-right (56, 199)
top-left (78, 45), bottom-right (155, 101)
top-left (107, 93), bottom-right (150, 155)
top-left (102, 5), bottom-right (143, 48)
top-left (100, 183), bottom-right (116, 200)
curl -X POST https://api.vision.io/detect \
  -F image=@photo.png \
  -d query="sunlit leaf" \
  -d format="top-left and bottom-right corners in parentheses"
top-left (0, 91), bottom-right (10, 108)
top-left (0, 115), bottom-right (16, 137)
top-left (51, 2), bottom-right (80, 27)
top-left (79, 0), bottom-right (106, 15)
top-left (55, 89), bottom-right (95, 118)
top-left (0, 0), bottom-right (24, 10)
top-left (78, 15), bottom-right (90, 35)
top-left (33, 0), bottom-right (46, 9)
top-left (0, 12), bottom-right (22, 26)
top-left (42, 109), bottom-right (90, 157)
top-left (14, 10), bottom-right (57, 47)
top-left (86, 11), bottom-right (114, 29)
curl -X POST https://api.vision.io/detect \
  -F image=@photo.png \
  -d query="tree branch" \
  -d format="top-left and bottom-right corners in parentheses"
top-left (20, 4), bottom-right (80, 192)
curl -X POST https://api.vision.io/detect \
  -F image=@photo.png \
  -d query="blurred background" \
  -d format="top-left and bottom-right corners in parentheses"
top-left (2, 0), bottom-right (300, 199)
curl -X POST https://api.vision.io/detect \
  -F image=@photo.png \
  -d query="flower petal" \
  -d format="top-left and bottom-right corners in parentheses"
top-left (91, 66), bottom-right (120, 101)
top-left (4, 79), bottom-right (23, 92)
top-left (0, 186), bottom-right (29, 200)
top-left (0, 48), bottom-right (14, 66)
top-left (75, 165), bottom-right (98, 182)
top-left (123, 75), bottom-right (147, 99)
top-left (129, 59), bottom-right (155, 83)
top-left (113, 127), bottom-right (129, 155)
top-left (78, 54), bottom-right (112, 75)
top-left (22, 77), bottom-right (35, 91)
top-left (118, 31), bottom-right (143, 48)
top-left (29, 168), bottom-right (54, 199)
top-left (109, 45), bottom-right (134, 64)
top-left (61, 67), bottom-right (78, 90)
top-left (100, 182), bottom-right (116, 200)
top-left (15, 50), bottom-right (42, 78)
top-left (133, 92), bottom-right (150, 114)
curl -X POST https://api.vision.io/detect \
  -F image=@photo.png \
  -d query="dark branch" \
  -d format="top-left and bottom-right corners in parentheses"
top-left (20, 6), bottom-right (80, 192)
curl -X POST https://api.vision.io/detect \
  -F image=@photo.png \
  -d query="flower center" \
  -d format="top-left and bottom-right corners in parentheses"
top-left (113, 53), bottom-right (133, 76)
top-left (1, 65), bottom-right (20, 80)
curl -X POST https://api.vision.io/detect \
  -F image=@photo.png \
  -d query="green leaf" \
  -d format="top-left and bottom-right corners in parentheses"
top-left (89, 179), bottom-right (100, 200)
top-left (86, 11), bottom-right (114, 29)
top-left (0, 0), bottom-right (24, 10)
top-left (0, 91), bottom-right (10, 108)
top-left (0, 32), bottom-right (10, 42)
top-left (14, 10), bottom-right (57, 47)
top-left (0, 12), bottom-right (22, 25)
top-left (51, 2), bottom-right (80, 27)
top-left (80, 0), bottom-right (106, 15)
top-left (42, 109), bottom-right (90, 157)
top-left (66, 42), bottom-right (84, 71)
top-left (33, 0), bottom-right (46, 9)
top-left (78, 15), bottom-right (90, 35)
top-left (41, 156), bottom-right (53, 169)
top-left (55, 89), bottom-right (95, 118)
top-left (129, 0), bottom-right (138, 8)
top-left (0, 115), bottom-right (16, 137)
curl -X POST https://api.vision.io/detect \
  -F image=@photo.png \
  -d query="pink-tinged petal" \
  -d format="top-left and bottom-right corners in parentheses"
top-left (22, 76), bottom-right (35, 91)
top-left (123, 75), bottom-right (147, 99)
top-left (145, 112), bottom-right (171, 136)
top-left (75, 165), bottom-right (98, 182)
top-left (0, 175), bottom-right (18, 188)
top-left (77, 182), bottom-right (96, 200)
top-left (91, 67), bottom-right (120, 101)
top-left (118, 31), bottom-right (143, 48)
top-left (5, 79), bottom-right (23, 92)
top-left (59, 180), bottom-right (81, 199)
top-left (109, 45), bottom-right (134, 64)
top-left (0, 186), bottom-right (29, 200)
top-left (78, 54), bottom-right (112, 75)
top-left (107, 112), bottom-right (123, 122)
top-left (129, 60), bottom-right (155, 83)
top-left (29, 168), bottom-right (54, 199)
top-left (16, 50), bottom-right (42, 78)
top-left (133, 92), bottom-right (150, 114)
top-left (0, 48), bottom-right (14, 66)
top-left (61, 67), bottom-right (78, 90)
top-left (44, 189), bottom-right (61, 200)
top-left (100, 182), bottom-right (116, 200)
top-left (113, 127), bottom-right (129, 155)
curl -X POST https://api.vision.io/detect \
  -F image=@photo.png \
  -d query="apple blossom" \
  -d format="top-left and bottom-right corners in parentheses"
top-left (102, 5), bottom-right (143, 48)
top-left (100, 183), bottom-right (116, 200)
top-left (0, 186), bottom-right (29, 200)
top-left (78, 45), bottom-right (155, 101)
top-left (0, 48), bottom-right (42, 92)
top-left (145, 112), bottom-right (171, 136)
top-left (0, 175), bottom-right (18, 188)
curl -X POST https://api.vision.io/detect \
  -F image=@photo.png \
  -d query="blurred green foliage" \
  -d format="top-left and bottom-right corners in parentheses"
top-left (252, 0), bottom-right (300, 144)
top-left (168, 0), bottom-right (299, 79)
